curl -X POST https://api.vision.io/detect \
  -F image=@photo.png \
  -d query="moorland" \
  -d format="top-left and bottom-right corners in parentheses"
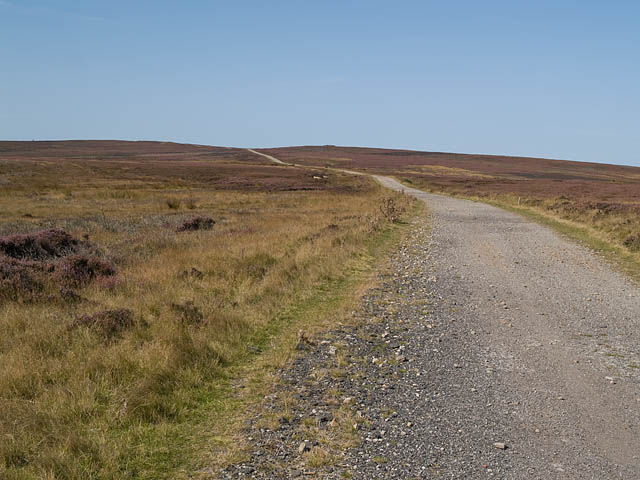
top-left (262, 146), bottom-right (640, 274)
top-left (3, 140), bottom-right (640, 479)
top-left (0, 141), bottom-right (412, 479)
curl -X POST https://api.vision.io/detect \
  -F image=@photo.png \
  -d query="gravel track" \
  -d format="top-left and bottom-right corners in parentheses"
top-left (214, 160), bottom-right (640, 479)
top-left (370, 177), bottom-right (640, 478)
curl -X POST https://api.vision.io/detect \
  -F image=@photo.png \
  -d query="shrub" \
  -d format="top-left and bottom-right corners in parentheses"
top-left (59, 286), bottom-right (84, 303)
top-left (380, 196), bottom-right (400, 223)
top-left (95, 275), bottom-right (122, 291)
top-left (170, 301), bottom-right (205, 326)
top-left (623, 233), bottom-right (640, 251)
top-left (0, 230), bottom-right (114, 301)
top-left (244, 252), bottom-right (276, 279)
top-left (72, 308), bottom-right (136, 337)
top-left (55, 254), bottom-right (116, 287)
top-left (176, 216), bottom-right (215, 232)
top-left (0, 256), bottom-right (44, 302)
top-left (179, 267), bottom-right (204, 279)
top-left (166, 198), bottom-right (181, 210)
top-left (185, 198), bottom-right (198, 210)
top-left (0, 229), bottom-right (82, 260)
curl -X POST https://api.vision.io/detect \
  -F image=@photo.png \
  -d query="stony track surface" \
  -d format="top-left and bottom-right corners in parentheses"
top-left (214, 174), bottom-right (640, 479)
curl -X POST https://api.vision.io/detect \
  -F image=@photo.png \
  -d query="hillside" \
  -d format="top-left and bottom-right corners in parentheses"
top-left (260, 146), bottom-right (640, 260)
top-left (259, 145), bottom-right (640, 202)
top-left (0, 140), bottom-right (411, 479)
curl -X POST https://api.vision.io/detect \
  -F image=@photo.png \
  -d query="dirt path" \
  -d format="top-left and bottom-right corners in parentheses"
top-left (247, 148), bottom-right (368, 176)
top-left (247, 149), bottom-right (292, 166)
top-left (224, 151), bottom-right (640, 478)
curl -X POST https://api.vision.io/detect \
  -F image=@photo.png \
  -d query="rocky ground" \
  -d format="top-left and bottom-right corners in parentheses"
top-left (209, 178), bottom-right (640, 479)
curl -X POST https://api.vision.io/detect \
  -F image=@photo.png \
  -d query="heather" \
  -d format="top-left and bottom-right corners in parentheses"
top-left (263, 146), bottom-right (640, 270)
top-left (0, 142), bottom-right (413, 479)
top-left (0, 229), bottom-right (115, 304)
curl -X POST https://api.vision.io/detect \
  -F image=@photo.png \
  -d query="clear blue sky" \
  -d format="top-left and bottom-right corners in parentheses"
top-left (2, 1), bottom-right (639, 165)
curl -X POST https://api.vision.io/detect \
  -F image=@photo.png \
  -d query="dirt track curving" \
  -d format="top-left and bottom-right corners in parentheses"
top-left (225, 152), bottom-right (640, 479)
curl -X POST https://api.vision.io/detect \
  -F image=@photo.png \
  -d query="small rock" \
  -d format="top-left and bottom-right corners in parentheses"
top-left (317, 413), bottom-right (331, 423)
top-left (298, 441), bottom-right (311, 454)
top-left (494, 442), bottom-right (506, 450)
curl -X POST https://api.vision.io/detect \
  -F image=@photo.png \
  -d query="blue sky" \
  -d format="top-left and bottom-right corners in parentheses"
top-left (1, 1), bottom-right (639, 166)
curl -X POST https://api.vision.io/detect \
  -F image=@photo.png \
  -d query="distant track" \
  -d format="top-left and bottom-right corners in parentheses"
top-left (246, 148), bottom-right (292, 166)
top-left (247, 148), bottom-right (367, 176)
top-left (241, 148), bottom-right (640, 478)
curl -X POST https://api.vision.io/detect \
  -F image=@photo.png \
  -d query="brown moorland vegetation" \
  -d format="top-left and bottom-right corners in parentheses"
top-left (261, 146), bottom-right (640, 262)
top-left (0, 141), bottom-right (413, 479)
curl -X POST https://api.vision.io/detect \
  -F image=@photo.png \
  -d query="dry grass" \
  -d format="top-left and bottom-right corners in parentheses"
top-left (261, 146), bottom-right (640, 278)
top-left (0, 142), bottom-right (414, 479)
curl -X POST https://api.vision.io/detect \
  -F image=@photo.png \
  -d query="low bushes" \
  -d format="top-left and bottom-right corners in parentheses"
top-left (170, 300), bottom-right (205, 326)
top-left (623, 233), bottom-right (640, 251)
top-left (0, 229), bottom-right (116, 303)
top-left (72, 308), bottom-right (136, 337)
top-left (55, 254), bottom-right (116, 287)
top-left (176, 216), bottom-right (215, 232)
top-left (0, 228), bottom-right (82, 260)
top-left (0, 256), bottom-right (45, 302)
top-left (0, 175), bottom-right (409, 478)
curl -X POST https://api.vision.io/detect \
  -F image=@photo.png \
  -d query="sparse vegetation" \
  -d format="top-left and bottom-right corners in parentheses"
top-left (623, 232), bottom-right (640, 251)
top-left (380, 196), bottom-right (402, 223)
top-left (71, 308), bottom-right (137, 338)
top-left (261, 146), bottom-right (640, 279)
top-left (0, 141), bottom-right (414, 479)
top-left (165, 198), bottom-right (181, 210)
top-left (176, 216), bottom-right (215, 232)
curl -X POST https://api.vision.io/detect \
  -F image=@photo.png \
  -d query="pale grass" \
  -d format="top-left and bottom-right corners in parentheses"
top-left (192, 201), bottom-right (422, 477)
top-left (0, 165), bottom-right (414, 479)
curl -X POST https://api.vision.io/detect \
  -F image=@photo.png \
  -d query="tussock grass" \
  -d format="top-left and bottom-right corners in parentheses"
top-left (0, 152), bottom-right (414, 479)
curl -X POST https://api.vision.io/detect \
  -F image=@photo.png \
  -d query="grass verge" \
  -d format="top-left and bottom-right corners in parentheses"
top-left (183, 197), bottom-right (424, 478)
